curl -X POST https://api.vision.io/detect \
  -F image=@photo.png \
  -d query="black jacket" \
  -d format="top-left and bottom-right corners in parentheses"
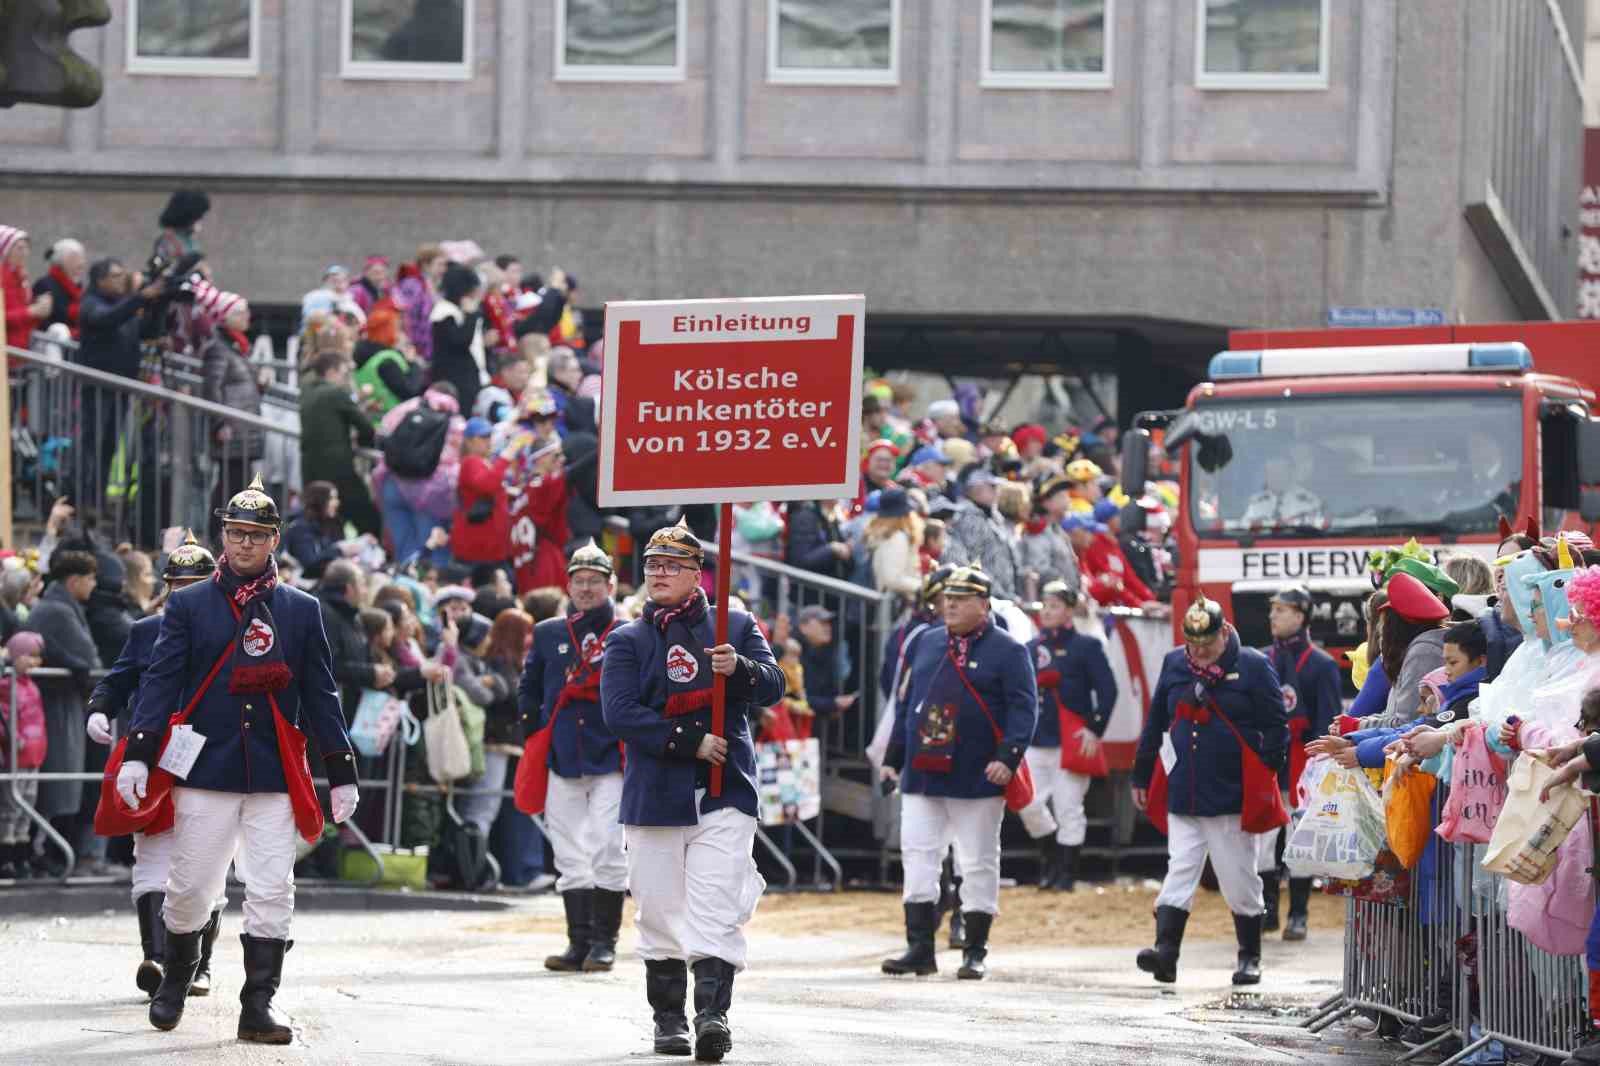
top-left (317, 588), bottom-right (377, 720)
top-left (78, 288), bottom-right (150, 378)
top-left (430, 311), bottom-right (486, 417)
top-left (800, 638), bottom-right (845, 716)
top-left (284, 515), bottom-right (343, 581)
top-left (785, 502), bottom-right (846, 580)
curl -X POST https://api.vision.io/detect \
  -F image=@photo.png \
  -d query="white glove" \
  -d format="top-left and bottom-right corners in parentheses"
top-left (331, 784), bottom-right (359, 824)
top-left (86, 712), bottom-right (113, 746)
top-left (117, 760), bottom-right (149, 808)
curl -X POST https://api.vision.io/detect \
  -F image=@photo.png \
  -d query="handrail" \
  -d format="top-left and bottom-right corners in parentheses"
top-left (6, 344), bottom-right (300, 437)
top-left (712, 541), bottom-right (885, 603)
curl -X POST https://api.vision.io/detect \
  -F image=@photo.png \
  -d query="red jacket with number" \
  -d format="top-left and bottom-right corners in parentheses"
top-left (510, 471), bottom-right (571, 593)
top-left (450, 454), bottom-right (512, 563)
top-left (1078, 532), bottom-right (1154, 609)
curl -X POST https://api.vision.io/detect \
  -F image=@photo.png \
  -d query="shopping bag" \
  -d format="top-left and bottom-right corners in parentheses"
top-left (1325, 847), bottom-right (1412, 904)
top-left (1436, 724), bottom-right (1507, 845)
top-left (1482, 750), bottom-right (1588, 885)
top-left (423, 683), bottom-right (473, 785)
top-left (1284, 757), bottom-right (1388, 881)
top-left (452, 685), bottom-right (487, 779)
top-left (349, 689), bottom-right (405, 759)
top-left (1383, 757), bottom-right (1437, 869)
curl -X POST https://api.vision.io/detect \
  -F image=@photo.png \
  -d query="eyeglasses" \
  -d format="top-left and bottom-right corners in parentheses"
top-left (643, 561), bottom-right (696, 577)
top-left (223, 528), bottom-right (274, 546)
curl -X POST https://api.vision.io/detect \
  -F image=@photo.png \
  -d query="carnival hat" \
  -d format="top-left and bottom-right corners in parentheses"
top-left (1182, 595), bottom-right (1225, 639)
top-left (1386, 556), bottom-right (1460, 604)
top-left (643, 517), bottom-right (704, 565)
top-left (943, 564), bottom-right (992, 598)
top-left (921, 564), bottom-right (955, 607)
top-left (162, 529), bottom-right (217, 582)
top-left (567, 538), bottom-right (614, 578)
top-left (1380, 572), bottom-right (1450, 624)
top-left (214, 473), bottom-right (280, 530)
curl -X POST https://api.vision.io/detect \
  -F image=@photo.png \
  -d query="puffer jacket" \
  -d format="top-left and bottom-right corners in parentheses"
top-left (201, 334), bottom-right (265, 458)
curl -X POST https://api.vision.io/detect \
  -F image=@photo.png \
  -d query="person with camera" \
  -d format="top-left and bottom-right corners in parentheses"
top-left (518, 541), bottom-right (627, 975)
top-left (117, 478), bottom-right (359, 1044)
top-left (600, 519), bottom-right (784, 1061)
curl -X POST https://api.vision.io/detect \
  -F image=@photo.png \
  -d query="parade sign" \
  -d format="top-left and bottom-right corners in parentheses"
top-left (597, 294), bottom-right (865, 508)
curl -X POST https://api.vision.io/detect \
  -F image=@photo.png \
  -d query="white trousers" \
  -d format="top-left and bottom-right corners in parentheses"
top-left (165, 788), bottom-right (296, 939)
top-left (546, 771), bottom-right (627, 893)
top-left (131, 828), bottom-right (235, 910)
top-left (625, 805), bottom-right (764, 971)
top-left (1156, 813), bottom-right (1264, 917)
top-left (1017, 747), bottom-right (1091, 846)
top-left (1253, 791), bottom-right (1294, 873)
top-left (900, 794), bottom-right (1004, 915)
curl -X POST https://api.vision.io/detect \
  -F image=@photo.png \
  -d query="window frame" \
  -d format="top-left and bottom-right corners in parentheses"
top-left (340, 0), bottom-right (476, 82)
top-left (554, 0), bottom-right (688, 83)
top-left (126, 0), bottom-right (261, 77)
top-left (766, 0), bottom-right (900, 87)
top-left (1194, 0), bottom-right (1330, 91)
top-left (980, 0), bottom-right (1114, 91)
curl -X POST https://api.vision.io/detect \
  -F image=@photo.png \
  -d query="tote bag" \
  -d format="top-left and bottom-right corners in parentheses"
top-left (424, 683), bottom-right (473, 785)
top-left (1482, 751), bottom-right (1588, 885)
top-left (1436, 724), bottom-right (1507, 845)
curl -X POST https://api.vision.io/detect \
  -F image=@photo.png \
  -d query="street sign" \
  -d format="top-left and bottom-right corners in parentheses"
top-left (597, 294), bottom-right (865, 508)
top-left (1326, 306), bottom-right (1447, 328)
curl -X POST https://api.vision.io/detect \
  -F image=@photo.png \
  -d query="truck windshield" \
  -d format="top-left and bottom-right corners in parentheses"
top-left (1186, 393), bottom-right (1522, 540)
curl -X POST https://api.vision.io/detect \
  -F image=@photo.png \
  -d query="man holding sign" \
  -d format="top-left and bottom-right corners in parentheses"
top-left (600, 519), bottom-right (784, 1061)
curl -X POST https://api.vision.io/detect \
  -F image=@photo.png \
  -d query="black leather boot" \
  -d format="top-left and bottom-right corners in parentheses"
top-left (189, 908), bottom-right (223, 996)
top-left (956, 912), bottom-right (993, 980)
top-left (1231, 913), bottom-right (1263, 986)
top-left (148, 926), bottom-right (202, 1031)
top-left (1284, 878), bottom-right (1311, 941)
top-left (135, 892), bottom-right (165, 997)
top-left (946, 876), bottom-right (966, 949)
top-left (1036, 835), bottom-right (1058, 889)
top-left (237, 934), bottom-right (294, 1044)
top-left (1260, 873), bottom-right (1281, 933)
top-left (691, 957), bottom-right (735, 1063)
top-left (584, 889), bottom-right (624, 972)
top-left (545, 889), bottom-right (592, 972)
top-left (881, 901), bottom-right (938, 976)
top-left (645, 959), bottom-right (691, 1056)
top-left (1049, 845), bottom-right (1080, 892)
top-left (1136, 905), bottom-right (1189, 984)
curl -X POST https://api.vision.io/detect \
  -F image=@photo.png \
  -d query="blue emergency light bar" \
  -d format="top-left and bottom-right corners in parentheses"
top-left (1208, 342), bottom-right (1533, 380)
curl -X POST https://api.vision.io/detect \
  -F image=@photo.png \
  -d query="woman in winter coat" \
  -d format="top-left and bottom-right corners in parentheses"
top-left (200, 295), bottom-right (264, 530)
top-left (431, 264), bottom-right (490, 417)
top-left (865, 489), bottom-right (924, 604)
top-left (0, 631), bottom-right (47, 878)
top-left (1, 226), bottom-right (51, 347)
top-left (284, 481), bottom-right (354, 582)
top-left (23, 552), bottom-right (101, 834)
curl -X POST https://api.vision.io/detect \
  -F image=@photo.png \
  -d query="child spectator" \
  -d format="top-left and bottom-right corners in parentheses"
top-left (0, 631), bottom-right (46, 879)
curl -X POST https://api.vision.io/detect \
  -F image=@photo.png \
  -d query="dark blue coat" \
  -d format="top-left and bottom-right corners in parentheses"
top-left (125, 580), bottom-right (358, 793)
top-left (88, 613), bottom-right (162, 734)
top-left (884, 621), bottom-right (1037, 799)
top-left (1027, 626), bottom-right (1117, 747)
top-left (600, 607), bottom-right (784, 827)
top-left (1261, 637), bottom-right (1343, 788)
top-left (1132, 636), bottom-right (1289, 817)
top-left (518, 613), bottom-right (622, 778)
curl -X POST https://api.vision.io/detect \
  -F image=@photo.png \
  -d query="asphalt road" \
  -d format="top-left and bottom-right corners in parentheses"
top-left (0, 885), bottom-right (1399, 1066)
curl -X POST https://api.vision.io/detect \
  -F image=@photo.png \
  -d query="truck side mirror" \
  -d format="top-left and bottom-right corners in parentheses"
top-left (1120, 427), bottom-right (1151, 498)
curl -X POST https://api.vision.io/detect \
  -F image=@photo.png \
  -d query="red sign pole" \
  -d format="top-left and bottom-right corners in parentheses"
top-left (710, 502), bottom-right (732, 797)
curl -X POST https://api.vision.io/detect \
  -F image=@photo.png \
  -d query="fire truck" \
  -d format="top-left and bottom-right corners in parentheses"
top-left (1122, 326), bottom-right (1600, 665)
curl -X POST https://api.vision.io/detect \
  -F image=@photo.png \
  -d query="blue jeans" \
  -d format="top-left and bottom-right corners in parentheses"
top-left (381, 477), bottom-right (449, 568)
top-left (489, 759), bottom-right (546, 884)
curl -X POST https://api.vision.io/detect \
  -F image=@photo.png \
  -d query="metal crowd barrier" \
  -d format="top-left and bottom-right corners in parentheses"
top-left (1304, 779), bottom-right (1593, 1063)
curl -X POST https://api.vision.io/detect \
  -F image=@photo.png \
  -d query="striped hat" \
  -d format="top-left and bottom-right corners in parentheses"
top-left (191, 279), bottom-right (245, 325)
top-left (0, 225), bottom-right (27, 261)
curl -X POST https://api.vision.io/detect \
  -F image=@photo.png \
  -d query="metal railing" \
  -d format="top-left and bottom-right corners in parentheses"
top-left (8, 343), bottom-right (302, 550)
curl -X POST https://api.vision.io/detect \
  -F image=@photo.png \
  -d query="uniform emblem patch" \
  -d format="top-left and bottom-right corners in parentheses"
top-left (557, 643), bottom-right (570, 655)
top-left (666, 644), bottom-right (699, 683)
top-left (1035, 644), bottom-right (1052, 670)
top-left (581, 632), bottom-right (602, 663)
top-left (242, 619), bottom-right (275, 658)
top-left (1280, 683), bottom-right (1299, 713)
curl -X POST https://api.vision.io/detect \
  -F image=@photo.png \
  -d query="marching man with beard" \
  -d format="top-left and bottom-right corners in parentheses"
top-left (1132, 596), bottom-right (1288, 987)
top-left (880, 564), bottom-right (1037, 980)
top-left (519, 540), bottom-right (628, 974)
top-left (600, 518), bottom-right (784, 1062)
top-left (87, 532), bottom-right (229, 999)
top-left (118, 476), bottom-right (360, 1043)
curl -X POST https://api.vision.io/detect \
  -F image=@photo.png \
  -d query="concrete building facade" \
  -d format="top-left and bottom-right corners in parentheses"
top-left (0, 0), bottom-right (1585, 407)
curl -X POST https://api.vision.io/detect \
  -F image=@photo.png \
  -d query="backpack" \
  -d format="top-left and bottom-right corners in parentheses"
top-left (428, 818), bottom-right (493, 891)
top-left (382, 404), bottom-right (450, 479)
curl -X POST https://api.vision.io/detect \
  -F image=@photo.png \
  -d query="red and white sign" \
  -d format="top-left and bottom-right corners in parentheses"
top-left (597, 294), bottom-right (865, 507)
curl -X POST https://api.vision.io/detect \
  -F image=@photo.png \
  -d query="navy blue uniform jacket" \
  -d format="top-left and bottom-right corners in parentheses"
top-left (1261, 637), bottom-right (1342, 789)
top-left (1132, 639), bottom-right (1289, 817)
top-left (518, 614), bottom-right (622, 778)
top-left (600, 607), bottom-right (784, 828)
top-left (883, 622), bottom-right (1037, 799)
top-left (124, 580), bottom-right (358, 793)
top-left (88, 613), bottom-right (162, 734)
top-left (1027, 627), bottom-right (1117, 747)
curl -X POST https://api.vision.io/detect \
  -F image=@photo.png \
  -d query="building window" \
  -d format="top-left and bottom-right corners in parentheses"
top-left (1196, 0), bottom-right (1328, 90)
top-left (555, 0), bottom-right (686, 82)
top-left (127, 0), bottom-right (259, 77)
top-left (342, 0), bottom-right (475, 80)
top-left (767, 0), bottom-right (898, 86)
top-left (982, 0), bottom-right (1112, 90)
